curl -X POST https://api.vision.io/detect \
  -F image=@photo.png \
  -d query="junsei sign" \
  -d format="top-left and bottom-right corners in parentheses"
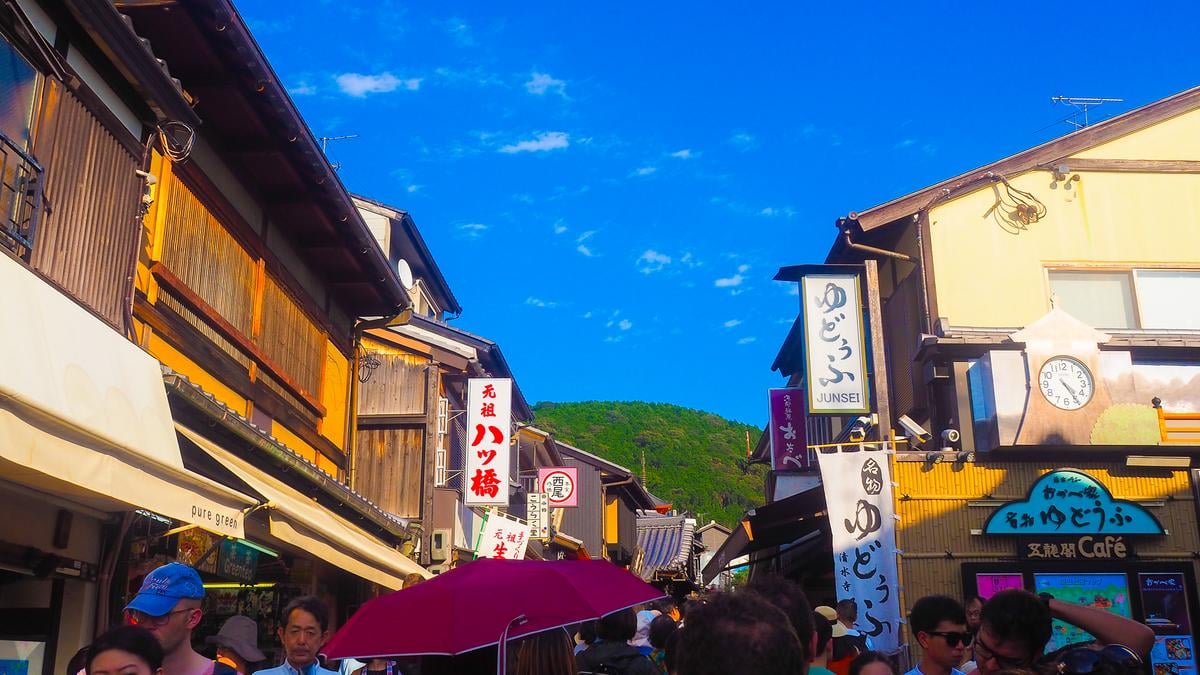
top-left (800, 272), bottom-right (869, 414)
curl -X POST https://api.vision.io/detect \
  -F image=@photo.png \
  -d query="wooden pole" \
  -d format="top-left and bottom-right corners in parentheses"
top-left (863, 260), bottom-right (892, 440)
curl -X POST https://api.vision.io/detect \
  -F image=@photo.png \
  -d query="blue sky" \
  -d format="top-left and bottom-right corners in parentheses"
top-left (237, 1), bottom-right (1200, 425)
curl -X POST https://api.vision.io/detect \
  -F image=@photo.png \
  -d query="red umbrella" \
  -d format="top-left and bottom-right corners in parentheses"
top-left (323, 558), bottom-right (663, 663)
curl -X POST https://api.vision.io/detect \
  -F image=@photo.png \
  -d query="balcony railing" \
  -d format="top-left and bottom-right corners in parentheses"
top-left (0, 130), bottom-right (42, 261)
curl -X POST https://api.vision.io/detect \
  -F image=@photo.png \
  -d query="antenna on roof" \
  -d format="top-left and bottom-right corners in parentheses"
top-left (319, 133), bottom-right (359, 171)
top-left (1050, 96), bottom-right (1124, 129)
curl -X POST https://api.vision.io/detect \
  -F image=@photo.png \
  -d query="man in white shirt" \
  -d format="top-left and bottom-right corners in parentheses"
top-left (903, 596), bottom-right (968, 675)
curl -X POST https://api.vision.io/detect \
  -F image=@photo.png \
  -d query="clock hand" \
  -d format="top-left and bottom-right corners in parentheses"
top-left (1059, 378), bottom-right (1078, 397)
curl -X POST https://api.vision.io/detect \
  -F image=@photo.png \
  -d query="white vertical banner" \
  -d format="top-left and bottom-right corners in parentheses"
top-left (801, 273), bottom-right (870, 414)
top-left (818, 449), bottom-right (900, 651)
top-left (527, 492), bottom-right (549, 540)
top-left (465, 378), bottom-right (512, 506)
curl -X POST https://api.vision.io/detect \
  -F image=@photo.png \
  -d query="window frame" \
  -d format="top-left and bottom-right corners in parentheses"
top-left (1044, 264), bottom-right (1200, 330)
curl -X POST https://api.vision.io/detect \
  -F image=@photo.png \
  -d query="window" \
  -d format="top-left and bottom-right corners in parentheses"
top-left (0, 35), bottom-right (37, 149)
top-left (1048, 270), bottom-right (1137, 329)
top-left (1048, 268), bottom-right (1200, 330)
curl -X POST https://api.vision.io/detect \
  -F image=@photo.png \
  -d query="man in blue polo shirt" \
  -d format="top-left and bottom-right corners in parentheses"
top-left (254, 596), bottom-right (337, 675)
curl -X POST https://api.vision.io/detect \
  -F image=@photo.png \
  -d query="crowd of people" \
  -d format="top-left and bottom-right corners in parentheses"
top-left (76, 561), bottom-right (1157, 675)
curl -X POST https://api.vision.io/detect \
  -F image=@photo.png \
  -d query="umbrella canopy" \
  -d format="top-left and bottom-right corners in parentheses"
top-left (323, 558), bottom-right (664, 658)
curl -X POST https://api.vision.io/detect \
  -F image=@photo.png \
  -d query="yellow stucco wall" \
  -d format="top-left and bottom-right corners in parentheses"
top-left (927, 113), bottom-right (1200, 328)
top-left (1073, 108), bottom-right (1200, 161)
top-left (142, 329), bottom-right (248, 416)
top-left (604, 494), bottom-right (619, 547)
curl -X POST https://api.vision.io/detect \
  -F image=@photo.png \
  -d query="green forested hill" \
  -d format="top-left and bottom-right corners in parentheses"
top-left (531, 401), bottom-right (767, 528)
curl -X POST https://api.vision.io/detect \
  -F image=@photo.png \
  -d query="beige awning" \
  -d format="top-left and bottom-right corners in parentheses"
top-left (0, 407), bottom-right (254, 538)
top-left (177, 425), bottom-right (430, 588)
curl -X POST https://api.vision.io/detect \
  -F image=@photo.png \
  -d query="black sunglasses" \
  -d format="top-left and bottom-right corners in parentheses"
top-left (1057, 645), bottom-right (1143, 675)
top-left (926, 631), bottom-right (972, 648)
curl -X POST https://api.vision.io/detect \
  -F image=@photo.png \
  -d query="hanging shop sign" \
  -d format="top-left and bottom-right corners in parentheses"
top-left (984, 469), bottom-right (1164, 535)
top-left (768, 387), bottom-right (808, 470)
top-left (464, 378), bottom-right (513, 507)
top-left (217, 540), bottom-right (259, 583)
top-left (527, 492), bottom-right (550, 540)
top-left (800, 271), bottom-right (870, 414)
top-left (474, 508), bottom-right (529, 560)
top-left (818, 450), bottom-right (900, 651)
top-left (538, 467), bottom-right (579, 507)
top-left (1139, 573), bottom-right (1198, 675)
top-left (1018, 535), bottom-right (1134, 560)
top-left (177, 528), bottom-right (219, 573)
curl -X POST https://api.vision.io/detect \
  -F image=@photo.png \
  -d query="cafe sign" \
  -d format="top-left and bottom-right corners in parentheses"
top-left (985, 469), bottom-right (1164, 536)
top-left (1019, 535), bottom-right (1134, 560)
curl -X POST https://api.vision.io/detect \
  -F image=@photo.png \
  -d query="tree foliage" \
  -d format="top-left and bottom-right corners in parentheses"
top-left (532, 401), bottom-right (766, 528)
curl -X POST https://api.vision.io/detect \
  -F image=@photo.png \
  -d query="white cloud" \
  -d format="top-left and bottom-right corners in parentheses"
top-left (525, 72), bottom-right (566, 96)
top-left (336, 72), bottom-right (421, 97)
top-left (737, 336), bottom-right (757, 345)
top-left (458, 222), bottom-right (488, 237)
top-left (680, 252), bottom-right (701, 268)
top-left (715, 274), bottom-right (744, 288)
top-left (894, 138), bottom-right (916, 150)
top-left (760, 207), bottom-right (777, 216)
top-left (525, 297), bottom-right (557, 308)
top-left (444, 18), bottom-right (474, 46)
top-left (499, 131), bottom-right (570, 154)
top-left (723, 319), bottom-right (742, 328)
top-left (632, 166), bottom-right (658, 177)
top-left (737, 264), bottom-right (749, 274)
top-left (576, 244), bottom-right (594, 257)
top-left (618, 319), bottom-right (633, 331)
top-left (637, 249), bottom-right (671, 274)
top-left (670, 149), bottom-right (694, 159)
top-left (577, 230), bottom-right (596, 243)
top-left (729, 132), bottom-right (757, 151)
top-left (786, 284), bottom-right (800, 296)
top-left (553, 222), bottom-right (568, 235)
top-left (289, 81), bottom-right (317, 96)
top-left (406, 184), bottom-right (423, 193)
top-left (583, 311), bottom-right (593, 319)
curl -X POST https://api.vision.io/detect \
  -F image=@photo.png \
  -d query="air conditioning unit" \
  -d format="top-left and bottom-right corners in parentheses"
top-left (430, 528), bottom-right (451, 562)
top-left (428, 563), bottom-right (449, 575)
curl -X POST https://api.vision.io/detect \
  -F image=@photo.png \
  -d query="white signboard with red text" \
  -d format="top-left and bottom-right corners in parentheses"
top-left (465, 378), bottom-right (512, 506)
top-left (538, 467), bottom-right (579, 507)
top-left (474, 508), bottom-right (529, 560)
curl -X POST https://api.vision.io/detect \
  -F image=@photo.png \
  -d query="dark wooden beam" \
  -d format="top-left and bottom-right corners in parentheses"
top-left (864, 260), bottom-right (892, 440)
top-left (420, 365), bottom-right (440, 566)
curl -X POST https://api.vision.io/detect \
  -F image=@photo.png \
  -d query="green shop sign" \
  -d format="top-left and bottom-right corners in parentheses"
top-left (984, 469), bottom-right (1164, 535)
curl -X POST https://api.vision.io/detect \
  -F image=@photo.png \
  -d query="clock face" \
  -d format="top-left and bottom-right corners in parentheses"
top-left (1038, 356), bottom-right (1094, 410)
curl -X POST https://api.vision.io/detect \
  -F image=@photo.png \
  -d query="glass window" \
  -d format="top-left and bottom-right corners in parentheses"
top-left (0, 36), bottom-right (37, 149)
top-left (1135, 270), bottom-right (1200, 330)
top-left (1048, 270), bottom-right (1137, 329)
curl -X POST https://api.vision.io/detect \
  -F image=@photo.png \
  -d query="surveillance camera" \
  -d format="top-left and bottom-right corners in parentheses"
top-left (898, 415), bottom-right (932, 446)
top-left (849, 427), bottom-right (867, 442)
top-left (941, 429), bottom-right (961, 445)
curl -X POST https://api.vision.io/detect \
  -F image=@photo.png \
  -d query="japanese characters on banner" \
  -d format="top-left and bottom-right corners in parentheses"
top-left (527, 492), bottom-right (550, 540)
top-left (465, 378), bottom-right (512, 506)
top-left (538, 467), bottom-right (579, 507)
top-left (818, 450), bottom-right (900, 651)
top-left (768, 388), bottom-right (808, 470)
top-left (801, 272), bottom-right (870, 414)
top-left (474, 508), bottom-right (529, 560)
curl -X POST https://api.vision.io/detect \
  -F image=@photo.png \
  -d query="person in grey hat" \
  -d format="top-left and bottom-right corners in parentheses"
top-left (207, 616), bottom-right (266, 675)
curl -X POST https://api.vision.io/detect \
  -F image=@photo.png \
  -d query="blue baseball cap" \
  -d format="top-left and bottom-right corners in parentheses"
top-left (125, 562), bottom-right (205, 617)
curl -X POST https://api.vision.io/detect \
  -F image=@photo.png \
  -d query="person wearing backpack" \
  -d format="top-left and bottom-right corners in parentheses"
top-left (575, 608), bottom-right (658, 675)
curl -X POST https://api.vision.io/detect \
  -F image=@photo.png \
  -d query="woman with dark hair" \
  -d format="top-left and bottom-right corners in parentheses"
top-left (86, 626), bottom-right (165, 675)
top-left (575, 608), bottom-right (658, 675)
top-left (514, 629), bottom-right (575, 675)
top-left (647, 616), bottom-right (677, 674)
top-left (849, 651), bottom-right (896, 675)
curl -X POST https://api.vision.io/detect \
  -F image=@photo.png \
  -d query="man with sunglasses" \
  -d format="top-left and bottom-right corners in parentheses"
top-left (904, 596), bottom-right (969, 675)
top-left (972, 590), bottom-right (1154, 675)
top-left (124, 562), bottom-right (235, 675)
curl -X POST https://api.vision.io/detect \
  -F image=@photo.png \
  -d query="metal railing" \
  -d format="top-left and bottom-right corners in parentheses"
top-left (0, 130), bottom-right (42, 261)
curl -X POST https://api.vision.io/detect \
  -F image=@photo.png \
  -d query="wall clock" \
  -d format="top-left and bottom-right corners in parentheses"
top-left (1038, 356), bottom-right (1094, 410)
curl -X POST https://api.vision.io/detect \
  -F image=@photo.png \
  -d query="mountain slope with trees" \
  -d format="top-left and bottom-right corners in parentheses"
top-left (531, 401), bottom-right (766, 528)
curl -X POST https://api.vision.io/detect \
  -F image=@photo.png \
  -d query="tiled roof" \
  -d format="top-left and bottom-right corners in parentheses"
top-left (633, 514), bottom-right (694, 581)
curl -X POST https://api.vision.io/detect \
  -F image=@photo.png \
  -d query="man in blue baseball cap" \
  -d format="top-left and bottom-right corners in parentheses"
top-left (125, 562), bottom-right (235, 675)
